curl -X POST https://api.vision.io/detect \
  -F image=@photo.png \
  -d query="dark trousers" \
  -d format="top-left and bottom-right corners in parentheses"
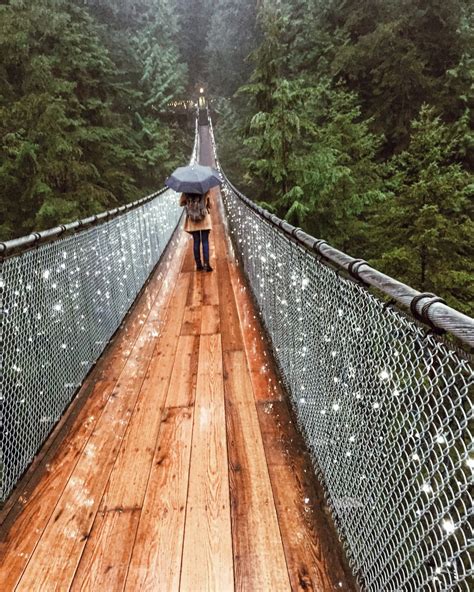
top-left (191, 230), bottom-right (210, 266)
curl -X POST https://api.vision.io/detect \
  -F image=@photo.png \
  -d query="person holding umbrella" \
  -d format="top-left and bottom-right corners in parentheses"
top-left (165, 163), bottom-right (222, 272)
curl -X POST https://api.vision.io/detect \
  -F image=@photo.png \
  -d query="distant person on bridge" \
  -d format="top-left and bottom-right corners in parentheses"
top-left (165, 162), bottom-right (222, 272)
top-left (179, 190), bottom-right (213, 272)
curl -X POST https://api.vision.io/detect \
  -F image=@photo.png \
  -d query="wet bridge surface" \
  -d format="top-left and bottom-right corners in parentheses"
top-left (0, 133), bottom-right (355, 591)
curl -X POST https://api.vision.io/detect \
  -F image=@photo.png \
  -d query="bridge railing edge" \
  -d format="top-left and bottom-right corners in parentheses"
top-left (208, 118), bottom-right (474, 351)
top-left (0, 115), bottom-right (200, 259)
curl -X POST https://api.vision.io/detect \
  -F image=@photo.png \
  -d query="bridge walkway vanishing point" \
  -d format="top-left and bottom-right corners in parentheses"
top-left (0, 129), bottom-right (356, 591)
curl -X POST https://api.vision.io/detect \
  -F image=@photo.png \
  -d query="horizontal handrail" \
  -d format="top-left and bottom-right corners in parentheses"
top-left (217, 171), bottom-right (474, 349)
top-left (0, 188), bottom-right (169, 257)
top-left (0, 115), bottom-right (200, 258)
top-left (207, 117), bottom-right (473, 349)
top-left (211, 114), bottom-right (473, 591)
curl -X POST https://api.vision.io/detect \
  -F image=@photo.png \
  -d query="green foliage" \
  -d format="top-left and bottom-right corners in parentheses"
top-left (174, 0), bottom-right (214, 88)
top-left (325, 0), bottom-right (471, 151)
top-left (0, 0), bottom-right (189, 240)
top-left (215, 0), bottom-right (473, 313)
top-left (206, 0), bottom-right (260, 97)
top-left (369, 106), bottom-right (473, 314)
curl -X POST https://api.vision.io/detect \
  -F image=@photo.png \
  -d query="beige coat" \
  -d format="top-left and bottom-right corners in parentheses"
top-left (179, 191), bottom-right (212, 233)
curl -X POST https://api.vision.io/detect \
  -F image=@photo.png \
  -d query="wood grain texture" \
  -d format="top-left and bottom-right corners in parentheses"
top-left (80, 273), bottom-right (195, 591)
top-left (90, 288), bottom-right (189, 510)
top-left (181, 239), bottom-right (196, 273)
top-left (181, 305), bottom-right (202, 336)
top-left (70, 508), bottom-right (141, 592)
top-left (180, 334), bottom-right (234, 592)
top-left (257, 401), bottom-right (354, 591)
top-left (224, 350), bottom-right (290, 592)
top-left (215, 251), bottom-right (244, 353)
top-left (227, 259), bottom-right (284, 403)
top-left (202, 269), bottom-right (219, 306)
top-left (0, 379), bottom-right (115, 591)
top-left (201, 304), bottom-right (220, 335)
top-left (165, 335), bottom-right (199, 408)
top-left (186, 268), bottom-right (203, 307)
top-left (14, 341), bottom-right (156, 592)
top-left (125, 406), bottom-right (194, 592)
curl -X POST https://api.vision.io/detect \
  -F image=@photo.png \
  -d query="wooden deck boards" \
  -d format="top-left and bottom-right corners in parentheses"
top-left (0, 186), bottom-right (355, 591)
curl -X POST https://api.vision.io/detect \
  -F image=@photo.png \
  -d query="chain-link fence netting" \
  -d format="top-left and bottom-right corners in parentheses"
top-left (0, 189), bottom-right (182, 502)
top-left (221, 183), bottom-right (473, 592)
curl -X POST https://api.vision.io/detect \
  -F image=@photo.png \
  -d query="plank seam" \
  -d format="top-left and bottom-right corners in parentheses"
top-left (122, 257), bottom-right (194, 591)
top-left (14, 236), bottom-right (188, 590)
top-left (216, 190), bottom-right (293, 589)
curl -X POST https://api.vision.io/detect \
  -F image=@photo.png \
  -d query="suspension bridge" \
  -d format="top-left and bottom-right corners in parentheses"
top-left (0, 120), bottom-right (472, 591)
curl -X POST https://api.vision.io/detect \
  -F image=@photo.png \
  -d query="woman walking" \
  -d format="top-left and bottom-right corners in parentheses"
top-left (180, 191), bottom-right (213, 272)
top-left (165, 162), bottom-right (221, 272)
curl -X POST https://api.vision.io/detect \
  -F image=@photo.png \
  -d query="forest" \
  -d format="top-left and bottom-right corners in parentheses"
top-left (0, 0), bottom-right (472, 313)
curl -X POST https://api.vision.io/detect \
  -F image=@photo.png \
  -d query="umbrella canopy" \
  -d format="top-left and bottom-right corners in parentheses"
top-left (165, 164), bottom-right (222, 194)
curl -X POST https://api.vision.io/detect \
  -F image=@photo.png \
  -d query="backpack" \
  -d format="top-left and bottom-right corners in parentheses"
top-left (185, 193), bottom-right (207, 222)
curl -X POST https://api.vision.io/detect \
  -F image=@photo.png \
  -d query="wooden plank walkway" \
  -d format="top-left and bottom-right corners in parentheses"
top-left (0, 183), bottom-right (355, 591)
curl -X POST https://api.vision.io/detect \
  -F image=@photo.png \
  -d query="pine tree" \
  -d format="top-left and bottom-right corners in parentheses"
top-left (371, 106), bottom-right (473, 313)
top-left (206, 0), bottom-right (260, 97)
top-left (174, 0), bottom-right (214, 87)
top-left (0, 0), bottom-right (189, 240)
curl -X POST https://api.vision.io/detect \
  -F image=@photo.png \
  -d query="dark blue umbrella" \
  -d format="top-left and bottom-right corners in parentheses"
top-left (165, 164), bottom-right (222, 194)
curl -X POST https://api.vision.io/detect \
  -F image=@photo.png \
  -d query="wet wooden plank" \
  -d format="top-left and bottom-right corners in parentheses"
top-left (227, 260), bottom-right (284, 402)
top-left (141, 235), bottom-right (186, 324)
top-left (224, 350), bottom-right (290, 592)
top-left (71, 240), bottom-right (190, 589)
top-left (108, 274), bottom-right (191, 501)
top-left (181, 239), bottom-right (196, 273)
top-left (125, 406), bottom-right (194, 592)
top-left (186, 269), bottom-right (203, 307)
top-left (13, 311), bottom-right (165, 590)
top-left (180, 334), bottom-right (234, 592)
top-left (216, 259), bottom-right (244, 352)
top-left (211, 211), bottom-right (244, 353)
top-left (70, 508), bottom-right (141, 592)
top-left (0, 379), bottom-right (114, 591)
top-left (201, 304), bottom-right (220, 335)
top-left (99, 232), bottom-right (186, 371)
top-left (165, 335), bottom-right (199, 408)
top-left (257, 400), bottom-right (354, 591)
top-left (73, 288), bottom-right (192, 590)
top-left (181, 305), bottom-right (202, 336)
top-left (202, 269), bottom-right (219, 306)
top-left (98, 321), bottom-right (185, 511)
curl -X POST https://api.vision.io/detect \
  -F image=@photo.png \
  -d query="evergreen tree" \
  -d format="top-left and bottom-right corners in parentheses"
top-left (325, 0), bottom-right (471, 151)
top-left (216, 0), bottom-right (473, 312)
top-left (0, 0), bottom-right (188, 240)
top-left (174, 0), bottom-right (214, 88)
top-left (206, 0), bottom-right (260, 97)
top-left (370, 106), bottom-right (473, 313)
top-left (0, 0), bottom-right (135, 236)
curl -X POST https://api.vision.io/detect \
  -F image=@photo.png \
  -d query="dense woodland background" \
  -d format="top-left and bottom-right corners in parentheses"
top-left (0, 0), bottom-right (472, 313)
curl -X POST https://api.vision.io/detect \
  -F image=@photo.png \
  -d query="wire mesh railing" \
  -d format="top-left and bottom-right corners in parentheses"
top-left (0, 127), bottom-right (198, 503)
top-left (211, 130), bottom-right (473, 590)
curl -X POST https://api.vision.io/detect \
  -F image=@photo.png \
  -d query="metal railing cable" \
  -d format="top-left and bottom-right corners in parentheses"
top-left (0, 123), bottom-right (199, 503)
top-left (209, 121), bottom-right (473, 591)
